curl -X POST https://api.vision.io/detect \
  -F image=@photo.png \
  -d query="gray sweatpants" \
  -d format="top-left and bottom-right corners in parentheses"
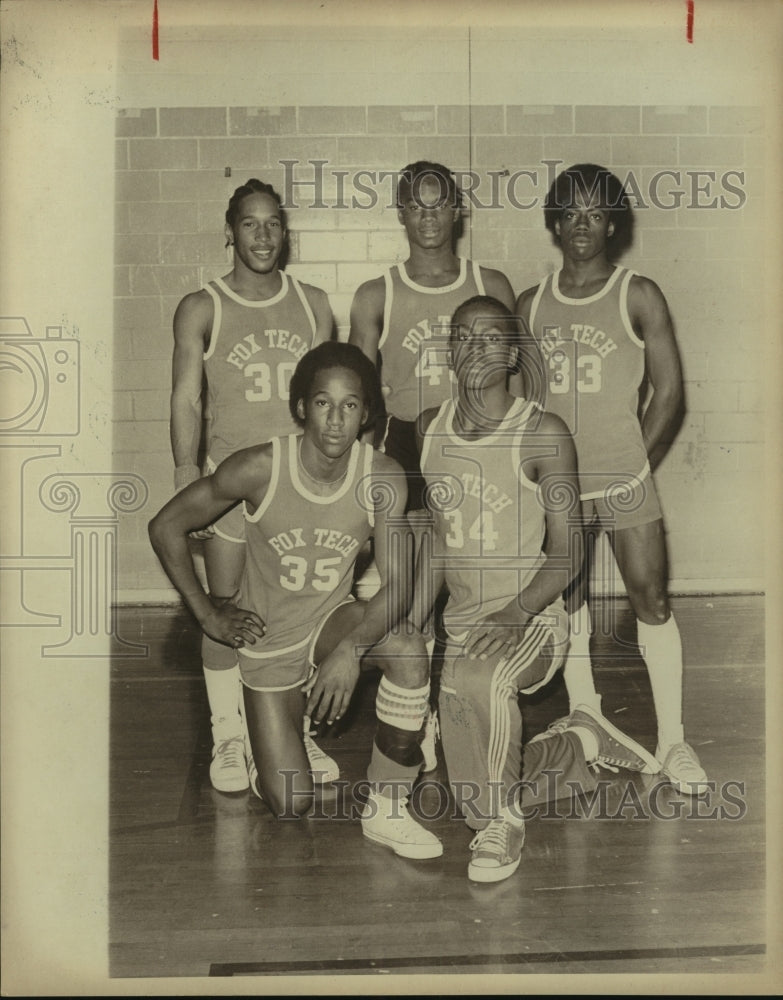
top-left (439, 621), bottom-right (595, 830)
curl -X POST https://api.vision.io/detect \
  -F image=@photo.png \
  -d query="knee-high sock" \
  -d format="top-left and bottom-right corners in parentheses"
top-left (202, 634), bottom-right (242, 743)
top-left (562, 604), bottom-right (601, 712)
top-left (367, 677), bottom-right (429, 799)
top-left (637, 615), bottom-right (684, 752)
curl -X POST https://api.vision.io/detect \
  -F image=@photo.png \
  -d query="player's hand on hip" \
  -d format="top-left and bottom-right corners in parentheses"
top-left (302, 644), bottom-right (360, 725)
top-left (201, 598), bottom-right (266, 649)
top-left (188, 524), bottom-right (216, 540)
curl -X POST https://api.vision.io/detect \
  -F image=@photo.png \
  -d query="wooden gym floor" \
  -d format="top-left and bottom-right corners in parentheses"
top-left (110, 594), bottom-right (767, 984)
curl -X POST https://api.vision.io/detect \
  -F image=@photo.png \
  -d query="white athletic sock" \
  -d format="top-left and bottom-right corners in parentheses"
top-left (562, 605), bottom-right (601, 713)
top-left (202, 663), bottom-right (243, 743)
top-left (636, 616), bottom-right (685, 753)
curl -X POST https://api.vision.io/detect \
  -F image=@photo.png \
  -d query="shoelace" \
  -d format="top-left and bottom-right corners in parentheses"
top-left (214, 736), bottom-right (245, 770)
top-left (590, 758), bottom-right (620, 774)
top-left (666, 743), bottom-right (703, 776)
top-left (303, 733), bottom-right (331, 763)
top-left (469, 820), bottom-right (509, 854)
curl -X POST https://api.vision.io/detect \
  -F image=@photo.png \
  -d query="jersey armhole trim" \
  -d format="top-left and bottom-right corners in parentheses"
top-left (364, 444), bottom-right (376, 530)
top-left (620, 269), bottom-right (645, 349)
top-left (513, 411), bottom-right (542, 492)
top-left (528, 277), bottom-right (548, 332)
top-left (291, 275), bottom-right (318, 343)
top-left (419, 400), bottom-right (449, 470)
top-left (378, 270), bottom-right (393, 350)
top-left (245, 437), bottom-right (280, 523)
top-left (202, 283), bottom-right (221, 361)
top-left (473, 260), bottom-right (486, 296)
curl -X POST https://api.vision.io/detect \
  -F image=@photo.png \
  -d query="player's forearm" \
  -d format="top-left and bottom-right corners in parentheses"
top-left (170, 394), bottom-right (203, 468)
top-left (641, 383), bottom-right (683, 456)
top-left (507, 562), bottom-right (573, 624)
top-left (344, 582), bottom-right (410, 655)
top-left (409, 554), bottom-right (444, 633)
top-left (148, 517), bottom-right (213, 625)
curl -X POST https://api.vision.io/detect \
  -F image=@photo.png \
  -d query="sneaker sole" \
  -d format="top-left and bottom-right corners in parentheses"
top-left (361, 826), bottom-right (443, 860)
top-left (573, 704), bottom-right (661, 774)
top-left (468, 855), bottom-right (522, 883)
top-left (662, 770), bottom-right (711, 797)
top-left (211, 773), bottom-right (250, 793)
top-left (309, 767), bottom-right (340, 784)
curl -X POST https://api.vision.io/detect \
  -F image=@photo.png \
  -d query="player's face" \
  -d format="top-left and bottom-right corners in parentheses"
top-left (450, 312), bottom-right (515, 391)
top-left (397, 176), bottom-right (460, 250)
top-left (227, 192), bottom-right (285, 275)
top-left (298, 368), bottom-right (368, 457)
top-left (555, 190), bottom-right (615, 262)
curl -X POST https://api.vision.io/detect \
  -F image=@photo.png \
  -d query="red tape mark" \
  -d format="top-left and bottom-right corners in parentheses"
top-left (686, 0), bottom-right (694, 43)
top-left (152, 0), bottom-right (159, 60)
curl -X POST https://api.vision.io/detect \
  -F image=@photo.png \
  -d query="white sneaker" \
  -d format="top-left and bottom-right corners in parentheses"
top-left (245, 748), bottom-right (263, 801)
top-left (304, 731), bottom-right (340, 783)
top-left (658, 741), bottom-right (710, 796)
top-left (361, 792), bottom-right (443, 859)
top-left (302, 716), bottom-right (340, 783)
top-left (468, 818), bottom-right (525, 883)
top-left (210, 735), bottom-right (249, 793)
top-left (420, 710), bottom-right (439, 773)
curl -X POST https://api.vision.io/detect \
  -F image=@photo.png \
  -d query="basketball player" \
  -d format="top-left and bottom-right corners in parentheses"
top-left (516, 163), bottom-right (708, 795)
top-left (349, 161), bottom-right (516, 766)
top-left (170, 179), bottom-right (335, 793)
top-left (349, 160), bottom-right (516, 512)
top-left (413, 296), bottom-right (661, 883)
top-left (152, 343), bottom-right (442, 859)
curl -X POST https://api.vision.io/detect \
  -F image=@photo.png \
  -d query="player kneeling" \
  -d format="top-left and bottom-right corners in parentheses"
top-left (150, 342), bottom-right (441, 858)
top-left (412, 296), bottom-right (660, 882)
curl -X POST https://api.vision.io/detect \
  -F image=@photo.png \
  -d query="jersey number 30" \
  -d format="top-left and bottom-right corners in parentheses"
top-left (245, 361), bottom-right (296, 402)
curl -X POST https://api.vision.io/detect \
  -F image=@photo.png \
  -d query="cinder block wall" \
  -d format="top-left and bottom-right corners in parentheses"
top-left (113, 32), bottom-right (764, 599)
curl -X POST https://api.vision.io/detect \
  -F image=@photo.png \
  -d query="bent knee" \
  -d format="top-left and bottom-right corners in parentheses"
top-left (257, 772), bottom-right (314, 820)
top-left (375, 631), bottom-right (430, 688)
top-left (628, 585), bottom-right (670, 624)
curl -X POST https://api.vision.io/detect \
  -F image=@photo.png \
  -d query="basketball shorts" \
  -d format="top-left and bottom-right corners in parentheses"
top-left (238, 599), bottom-right (355, 692)
top-left (382, 416), bottom-right (426, 512)
top-left (580, 471), bottom-right (662, 531)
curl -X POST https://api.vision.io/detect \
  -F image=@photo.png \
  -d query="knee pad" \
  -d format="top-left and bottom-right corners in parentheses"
top-left (375, 721), bottom-right (423, 766)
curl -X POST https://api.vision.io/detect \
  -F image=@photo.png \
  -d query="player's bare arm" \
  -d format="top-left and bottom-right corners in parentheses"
top-left (465, 412), bottom-right (580, 659)
top-left (481, 267), bottom-right (516, 311)
top-left (304, 452), bottom-right (412, 724)
top-left (348, 276), bottom-right (385, 363)
top-left (628, 275), bottom-right (684, 465)
top-left (301, 282), bottom-right (336, 345)
top-left (399, 405), bottom-right (443, 633)
top-left (149, 446), bottom-right (271, 647)
top-left (170, 289), bottom-right (213, 485)
top-left (513, 286), bottom-right (547, 406)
